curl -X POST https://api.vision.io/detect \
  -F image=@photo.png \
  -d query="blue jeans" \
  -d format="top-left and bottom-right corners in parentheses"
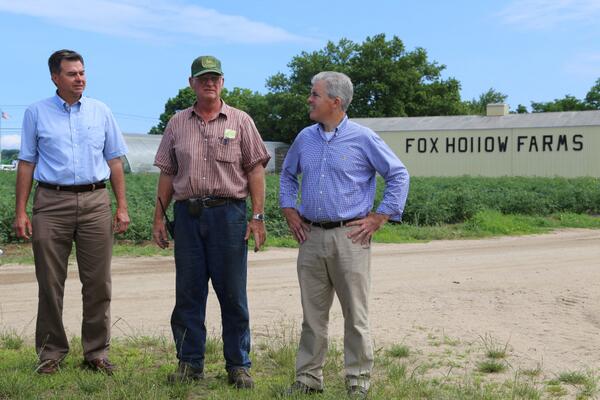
top-left (171, 199), bottom-right (251, 371)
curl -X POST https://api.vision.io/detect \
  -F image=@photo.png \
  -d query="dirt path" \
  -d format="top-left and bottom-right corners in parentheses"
top-left (2, 229), bottom-right (600, 375)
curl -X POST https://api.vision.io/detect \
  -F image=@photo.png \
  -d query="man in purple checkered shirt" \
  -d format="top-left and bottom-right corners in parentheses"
top-left (279, 71), bottom-right (409, 398)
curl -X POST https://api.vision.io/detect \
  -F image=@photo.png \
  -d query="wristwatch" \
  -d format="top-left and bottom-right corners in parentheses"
top-left (252, 213), bottom-right (265, 221)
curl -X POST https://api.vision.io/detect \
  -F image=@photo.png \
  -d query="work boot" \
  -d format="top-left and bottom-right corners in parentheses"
top-left (227, 367), bottom-right (254, 389)
top-left (285, 380), bottom-right (323, 395)
top-left (167, 362), bottom-right (204, 383)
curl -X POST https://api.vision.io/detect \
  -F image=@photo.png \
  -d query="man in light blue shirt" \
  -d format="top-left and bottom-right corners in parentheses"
top-left (13, 49), bottom-right (129, 375)
top-left (280, 71), bottom-right (409, 398)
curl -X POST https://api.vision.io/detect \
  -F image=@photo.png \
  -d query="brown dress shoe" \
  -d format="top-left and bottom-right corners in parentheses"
top-left (84, 358), bottom-right (116, 375)
top-left (227, 367), bottom-right (254, 389)
top-left (36, 359), bottom-right (60, 374)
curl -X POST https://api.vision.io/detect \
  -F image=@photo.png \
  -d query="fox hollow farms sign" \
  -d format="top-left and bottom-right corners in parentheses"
top-left (376, 128), bottom-right (599, 177)
top-left (404, 134), bottom-right (584, 154)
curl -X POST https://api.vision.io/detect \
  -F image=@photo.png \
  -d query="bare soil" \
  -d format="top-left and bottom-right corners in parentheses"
top-left (2, 229), bottom-right (600, 377)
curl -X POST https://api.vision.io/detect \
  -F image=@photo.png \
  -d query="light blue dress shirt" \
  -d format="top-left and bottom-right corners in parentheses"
top-left (279, 116), bottom-right (410, 222)
top-left (19, 94), bottom-right (128, 185)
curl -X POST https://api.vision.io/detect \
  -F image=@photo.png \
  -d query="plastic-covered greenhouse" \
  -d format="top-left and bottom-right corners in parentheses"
top-left (122, 134), bottom-right (288, 173)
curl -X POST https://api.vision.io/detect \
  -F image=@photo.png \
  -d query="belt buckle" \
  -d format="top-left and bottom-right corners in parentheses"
top-left (91, 183), bottom-right (96, 192)
top-left (200, 196), bottom-right (213, 208)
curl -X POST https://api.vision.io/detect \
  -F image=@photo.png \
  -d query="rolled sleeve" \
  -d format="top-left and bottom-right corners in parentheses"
top-left (153, 123), bottom-right (177, 175)
top-left (279, 138), bottom-right (301, 209)
top-left (18, 107), bottom-right (38, 163)
top-left (240, 115), bottom-right (270, 171)
top-left (103, 108), bottom-right (128, 160)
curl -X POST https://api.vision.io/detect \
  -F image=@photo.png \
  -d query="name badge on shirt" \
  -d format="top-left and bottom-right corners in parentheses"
top-left (224, 129), bottom-right (237, 139)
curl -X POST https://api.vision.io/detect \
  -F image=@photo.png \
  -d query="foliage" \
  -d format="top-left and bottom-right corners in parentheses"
top-left (148, 87), bottom-right (196, 135)
top-left (462, 88), bottom-right (508, 115)
top-left (2, 172), bottom-right (600, 245)
top-left (148, 87), bottom-right (269, 136)
top-left (1, 149), bottom-right (19, 164)
top-left (148, 34), bottom-right (466, 142)
top-left (530, 77), bottom-right (600, 112)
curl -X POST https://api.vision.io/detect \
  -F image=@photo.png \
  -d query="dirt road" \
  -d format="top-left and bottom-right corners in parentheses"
top-left (2, 229), bottom-right (599, 375)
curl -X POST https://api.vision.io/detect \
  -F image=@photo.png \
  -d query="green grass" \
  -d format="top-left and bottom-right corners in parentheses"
top-left (477, 359), bottom-right (507, 374)
top-left (2, 330), bottom-right (596, 400)
top-left (386, 344), bottom-right (410, 358)
top-left (4, 173), bottom-right (600, 244)
top-left (558, 371), bottom-right (589, 385)
top-left (4, 210), bottom-right (600, 264)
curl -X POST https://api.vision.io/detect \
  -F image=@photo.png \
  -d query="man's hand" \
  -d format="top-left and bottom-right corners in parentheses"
top-left (13, 211), bottom-right (32, 240)
top-left (113, 207), bottom-right (130, 234)
top-left (346, 212), bottom-right (389, 246)
top-left (245, 219), bottom-right (266, 252)
top-left (282, 208), bottom-right (310, 244)
top-left (153, 219), bottom-right (170, 249)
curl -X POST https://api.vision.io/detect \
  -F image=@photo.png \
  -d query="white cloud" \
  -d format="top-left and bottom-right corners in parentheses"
top-left (0, 0), bottom-right (310, 44)
top-left (498, 0), bottom-right (600, 29)
top-left (1, 135), bottom-right (21, 150)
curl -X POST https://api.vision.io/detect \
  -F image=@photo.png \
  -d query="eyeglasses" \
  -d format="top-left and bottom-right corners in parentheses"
top-left (195, 75), bottom-right (222, 85)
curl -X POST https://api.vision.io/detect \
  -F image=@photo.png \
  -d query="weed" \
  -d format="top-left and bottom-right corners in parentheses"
top-left (477, 360), bottom-right (506, 374)
top-left (386, 344), bottom-right (410, 358)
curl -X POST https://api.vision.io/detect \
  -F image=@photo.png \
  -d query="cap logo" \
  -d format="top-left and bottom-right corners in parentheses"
top-left (202, 58), bottom-right (217, 69)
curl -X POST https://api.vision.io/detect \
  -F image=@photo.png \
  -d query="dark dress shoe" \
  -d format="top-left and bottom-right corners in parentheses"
top-left (84, 358), bottom-right (116, 375)
top-left (36, 359), bottom-right (60, 374)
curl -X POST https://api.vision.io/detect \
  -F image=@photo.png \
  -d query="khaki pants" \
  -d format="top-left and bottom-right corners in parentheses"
top-left (295, 226), bottom-right (373, 390)
top-left (32, 187), bottom-right (113, 361)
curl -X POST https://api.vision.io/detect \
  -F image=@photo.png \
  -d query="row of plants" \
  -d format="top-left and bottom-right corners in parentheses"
top-left (1, 172), bottom-right (599, 243)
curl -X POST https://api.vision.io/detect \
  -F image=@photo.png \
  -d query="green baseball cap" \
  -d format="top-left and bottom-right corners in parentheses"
top-left (191, 55), bottom-right (223, 77)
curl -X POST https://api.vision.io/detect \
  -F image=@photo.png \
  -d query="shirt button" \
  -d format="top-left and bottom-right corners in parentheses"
top-left (204, 158), bottom-right (207, 161)
top-left (321, 174), bottom-right (325, 177)
top-left (202, 177), bottom-right (206, 180)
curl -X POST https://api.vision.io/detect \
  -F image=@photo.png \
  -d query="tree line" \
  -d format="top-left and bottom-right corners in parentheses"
top-left (149, 34), bottom-right (600, 143)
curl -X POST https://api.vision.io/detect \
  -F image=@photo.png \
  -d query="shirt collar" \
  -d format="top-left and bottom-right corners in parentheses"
top-left (189, 99), bottom-right (230, 120)
top-left (317, 114), bottom-right (348, 136)
top-left (53, 92), bottom-right (84, 112)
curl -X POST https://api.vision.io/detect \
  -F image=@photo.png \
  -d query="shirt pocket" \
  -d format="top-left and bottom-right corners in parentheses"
top-left (215, 138), bottom-right (241, 163)
top-left (86, 124), bottom-right (106, 150)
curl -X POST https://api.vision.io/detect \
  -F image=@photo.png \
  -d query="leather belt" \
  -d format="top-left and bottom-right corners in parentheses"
top-left (180, 197), bottom-right (239, 218)
top-left (38, 181), bottom-right (106, 192)
top-left (302, 216), bottom-right (359, 230)
top-left (183, 197), bottom-right (234, 208)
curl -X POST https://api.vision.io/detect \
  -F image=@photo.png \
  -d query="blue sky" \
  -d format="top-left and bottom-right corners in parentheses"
top-left (1, 0), bottom-right (599, 149)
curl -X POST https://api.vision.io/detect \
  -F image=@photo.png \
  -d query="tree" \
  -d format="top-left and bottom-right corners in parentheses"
top-left (149, 34), bottom-right (508, 142)
top-left (531, 95), bottom-right (591, 112)
top-left (530, 78), bottom-right (600, 112)
top-left (269, 34), bottom-right (465, 119)
top-left (584, 78), bottom-right (600, 109)
top-left (515, 104), bottom-right (528, 114)
top-left (149, 87), bottom-right (272, 136)
top-left (463, 88), bottom-right (508, 115)
top-left (148, 87), bottom-right (196, 135)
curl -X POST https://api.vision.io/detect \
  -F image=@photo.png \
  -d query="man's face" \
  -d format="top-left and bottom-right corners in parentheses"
top-left (189, 73), bottom-right (223, 102)
top-left (51, 60), bottom-right (86, 100)
top-left (308, 80), bottom-right (337, 123)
